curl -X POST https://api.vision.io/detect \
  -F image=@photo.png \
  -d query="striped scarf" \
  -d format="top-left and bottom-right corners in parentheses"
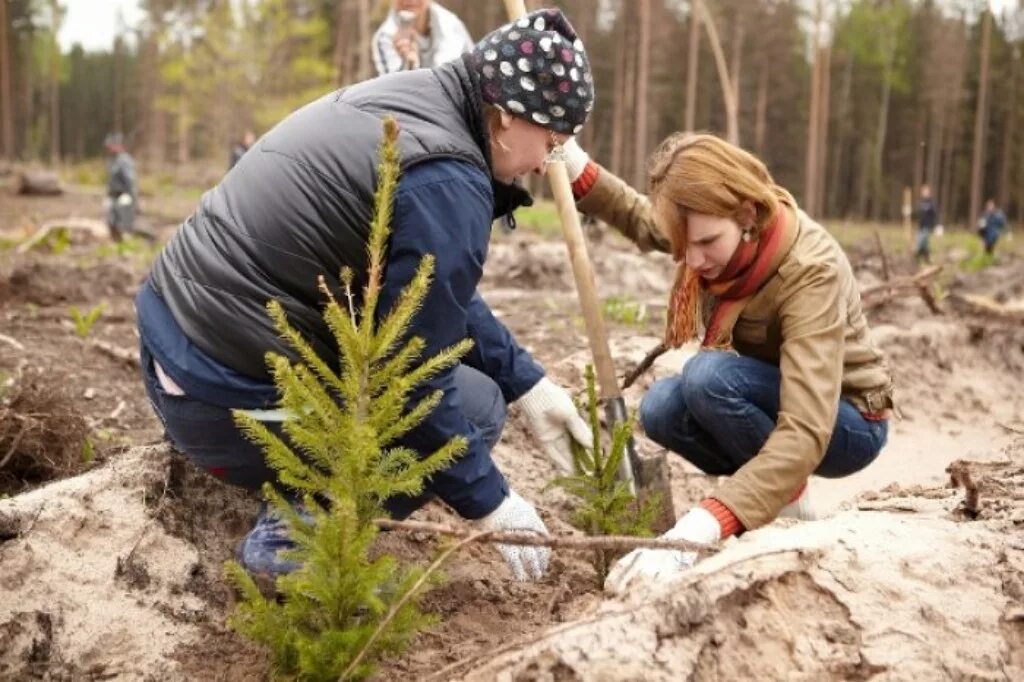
top-left (665, 204), bottom-right (798, 349)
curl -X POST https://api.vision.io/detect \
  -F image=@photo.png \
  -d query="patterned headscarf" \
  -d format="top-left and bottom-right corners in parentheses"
top-left (469, 8), bottom-right (594, 135)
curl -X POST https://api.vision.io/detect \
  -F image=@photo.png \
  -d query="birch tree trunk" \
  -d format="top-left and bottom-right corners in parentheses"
top-left (969, 10), bottom-right (992, 224)
top-left (0, 0), bottom-right (14, 159)
top-left (633, 0), bottom-right (651, 189)
top-left (685, 0), bottom-right (701, 131)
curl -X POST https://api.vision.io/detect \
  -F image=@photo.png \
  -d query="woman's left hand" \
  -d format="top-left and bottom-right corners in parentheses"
top-left (604, 506), bottom-right (721, 595)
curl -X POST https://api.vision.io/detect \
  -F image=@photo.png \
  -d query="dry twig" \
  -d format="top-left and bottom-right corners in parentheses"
top-left (375, 518), bottom-right (714, 554)
top-left (621, 341), bottom-right (668, 390)
top-left (948, 460), bottom-right (980, 517)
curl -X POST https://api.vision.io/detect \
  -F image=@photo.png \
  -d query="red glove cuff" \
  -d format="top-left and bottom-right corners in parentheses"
top-left (571, 160), bottom-right (599, 200)
top-left (699, 497), bottom-right (744, 538)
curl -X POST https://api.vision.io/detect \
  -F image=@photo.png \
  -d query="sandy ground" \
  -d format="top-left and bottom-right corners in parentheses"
top-left (1, 183), bottom-right (1023, 679)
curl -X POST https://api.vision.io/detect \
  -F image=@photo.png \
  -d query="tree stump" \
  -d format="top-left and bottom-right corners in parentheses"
top-left (16, 171), bottom-right (63, 196)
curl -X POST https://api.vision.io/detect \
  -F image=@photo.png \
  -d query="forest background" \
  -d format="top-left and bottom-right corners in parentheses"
top-left (1, 0), bottom-right (1022, 226)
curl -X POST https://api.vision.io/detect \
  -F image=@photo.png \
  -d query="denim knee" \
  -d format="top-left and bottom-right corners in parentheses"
top-left (474, 390), bottom-right (507, 450)
top-left (453, 365), bottom-right (507, 450)
top-left (679, 352), bottom-right (742, 419)
top-left (639, 376), bottom-right (684, 447)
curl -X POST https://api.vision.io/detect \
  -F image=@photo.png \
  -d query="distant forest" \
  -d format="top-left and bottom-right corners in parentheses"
top-left (1, 0), bottom-right (1021, 223)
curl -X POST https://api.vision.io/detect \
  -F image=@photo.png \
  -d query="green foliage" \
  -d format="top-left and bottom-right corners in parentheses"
top-left (81, 437), bottom-right (95, 465)
top-left (510, 200), bottom-right (562, 238)
top-left (602, 296), bottom-right (647, 326)
top-left (551, 365), bottom-right (660, 584)
top-left (225, 118), bottom-right (472, 681)
top-left (47, 227), bottom-right (71, 255)
top-left (69, 302), bottom-right (106, 338)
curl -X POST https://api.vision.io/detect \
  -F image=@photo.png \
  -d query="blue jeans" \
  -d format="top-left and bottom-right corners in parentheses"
top-left (639, 352), bottom-right (887, 478)
top-left (140, 344), bottom-right (507, 519)
top-left (915, 227), bottom-right (933, 262)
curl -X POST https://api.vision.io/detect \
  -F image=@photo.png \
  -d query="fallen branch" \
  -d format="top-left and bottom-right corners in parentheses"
top-left (862, 264), bottom-right (943, 311)
top-left (375, 518), bottom-right (714, 554)
top-left (861, 264), bottom-right (942, 298)
top-left (89, 340), bottom-right (139, 367)
top-left (341, 530), bottom-right (492, 680)
top-left (948, 460), bottom-right (980, 518)
top-left (996, 421), bottom-right (1024, 436)
top-left (945, 293), bottom-right (1024, 323)
top-left (0, 334), bottom-right (25, 352)
top-left (621, 341), bottom-right (668, 390)
top-left (872, 229), bottom-right (891, 282)
top-left (15, 218), bottom-right (108, 254)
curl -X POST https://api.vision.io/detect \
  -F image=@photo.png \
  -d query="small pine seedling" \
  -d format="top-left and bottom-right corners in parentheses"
top-left (224, 117), bottom-right (472, 682)
top-left (69, 302), bottom-right (106, 338)
top-left (551, 364), bottom-right (662, 584)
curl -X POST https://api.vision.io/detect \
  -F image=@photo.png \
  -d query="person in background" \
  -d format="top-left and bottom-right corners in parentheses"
top-left (913, 183), bottom-right (939, 264)
top-left (104, 133), bottom-right (139, 243)
top-left (976, 198), bottom-right (1008, 256)
top-left (558, 133), bottom-right (892, 594)
top-left (372, 0), bottom-right (474, 74)
top-left (229, 129), bottom-right (256, 170)
top-left (136, 9), bottom-right (595, 583)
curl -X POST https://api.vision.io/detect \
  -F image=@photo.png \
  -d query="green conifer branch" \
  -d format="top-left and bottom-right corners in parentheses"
top-left (550, 364), bottom-right (662, 584)
top-left (226, 117), bottom-right (475, 680)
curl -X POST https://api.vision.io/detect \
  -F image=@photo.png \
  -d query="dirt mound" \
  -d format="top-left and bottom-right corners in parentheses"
top-left (460, 441), bottom-right (1024, 680)
top-left (483, 232), bottom-right (672, 299)
top-left (0, 368), bottom-right (90, 495)
top-left (0, 258), bottom-right (137, 307)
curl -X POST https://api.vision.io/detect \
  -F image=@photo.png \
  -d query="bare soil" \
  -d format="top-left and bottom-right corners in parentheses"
top-left (1, 182), bottom-right (1022, 680)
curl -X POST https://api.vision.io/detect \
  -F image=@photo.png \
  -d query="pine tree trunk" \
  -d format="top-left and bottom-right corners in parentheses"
top-left (610, 12), bottom-right (627, 176)
top-left (0, 0), bottom-right (14, 159)
top-left (698, 2), bottom-right (738, 145)
top-left (941, 100), bottom-right (959, 223)
top-left (871, 38), bottom-right (895, 219)
top-left (333, 0), bottom-right (349, 85)
top-left (815, 43), bottom-right (831, 217)
top-left (754, 54), bottom-right (768, 157)
top-left (926, 101), bottom-right (945, 193)
top-left (827, 54), bottom-right (853, 217)
top-left (358, 0), bottom-right (372, 81)
top-left (143, 34), bottom-right (165, 165)
top-left (633, 0), bottom-right (651, 189)
top-left (997, 48), bottom-right (1018, 210)
top-left (805, 26), bottom-right (821, 216)
top-left (176, 90), bottom-right (189, 164)
top-left (728, 10), bottom-right (744, 143)
top-left (684, 0), bottom-right (700, 131)
top-left (912, 111), bottom-right (926, 201)
top-left (113, 37), bottom-right (123, 136)
top-left (622, 14), bottom-right (637, 184)
top-left (969, 10), bottom-right (992, 224)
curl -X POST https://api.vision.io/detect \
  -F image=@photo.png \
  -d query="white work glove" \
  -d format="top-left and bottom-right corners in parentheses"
top-left (560, 137), bottom-right (591, 184)
top-left (517, 377), bottom-right (591, 475)
top-left (476, 489), bottom-right (550, 581)
top-left (116, 193), bottom-right (133, 207)
top-left (778, 481), bottom-right (817, 521)
top-left (604, 506), bottom-right (720, 595)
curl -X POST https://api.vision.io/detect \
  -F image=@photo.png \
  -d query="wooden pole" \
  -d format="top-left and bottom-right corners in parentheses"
top-left (501, 0), bottom-right (636, 491)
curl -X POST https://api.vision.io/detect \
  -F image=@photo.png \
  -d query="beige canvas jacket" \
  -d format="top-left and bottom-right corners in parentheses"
top-left (577, 166), bottom-right (894, 530)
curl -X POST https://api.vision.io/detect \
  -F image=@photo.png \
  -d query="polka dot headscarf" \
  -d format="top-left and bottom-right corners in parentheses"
top-left (470, 8), bottom-right (594, 136)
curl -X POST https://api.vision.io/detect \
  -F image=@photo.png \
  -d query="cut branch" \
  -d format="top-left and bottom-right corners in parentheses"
top-left (621, 341), bottom-right (668, 390)
top-left (375, 518), bottom-right (715, 555)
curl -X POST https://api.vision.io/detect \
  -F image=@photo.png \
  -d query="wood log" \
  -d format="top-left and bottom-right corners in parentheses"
top-left (945, 292), bottom-right (1024, 323)
top-left (16, 170), bottom-right (63, 196)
